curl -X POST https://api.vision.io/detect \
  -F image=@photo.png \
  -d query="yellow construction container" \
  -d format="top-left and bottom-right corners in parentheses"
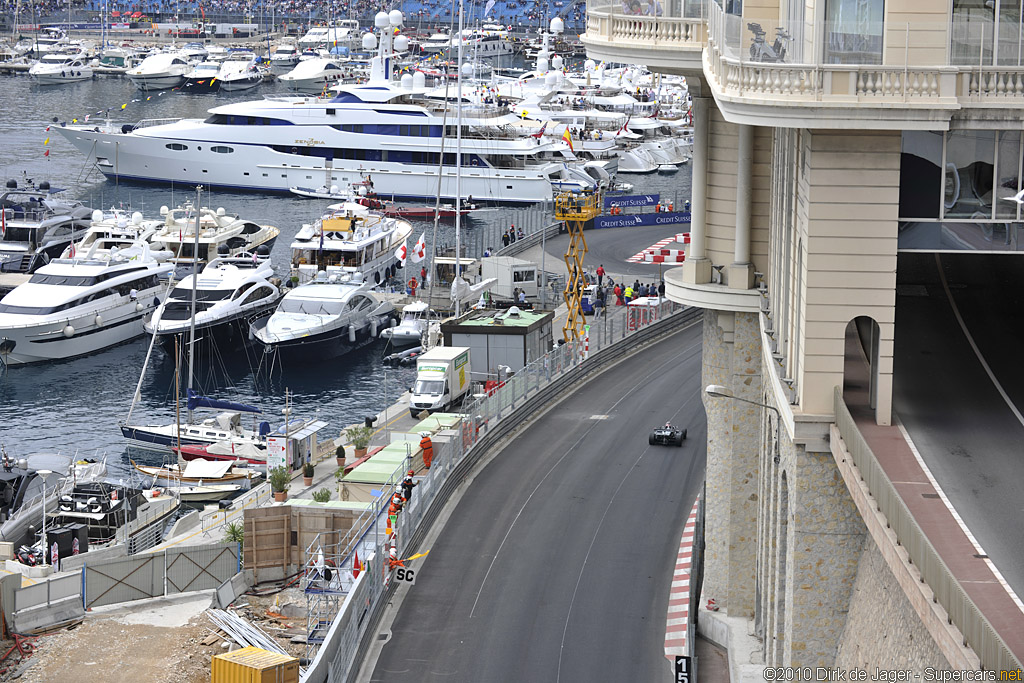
top-left (211, 646), bottom-right (300, 683)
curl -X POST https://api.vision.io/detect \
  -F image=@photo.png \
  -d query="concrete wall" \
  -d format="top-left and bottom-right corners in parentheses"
top-left (836, 536), bottom-right (952, 672)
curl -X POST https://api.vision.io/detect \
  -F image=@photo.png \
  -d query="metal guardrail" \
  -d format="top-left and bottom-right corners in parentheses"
top-left (13, 573), bottom-right (81, 614)
top-left (833, 387), bottom-right (1021, 673)
top-left (299, 302), bottom-right (700, 682)
top-left (200, 483), bottom-right (272, 538)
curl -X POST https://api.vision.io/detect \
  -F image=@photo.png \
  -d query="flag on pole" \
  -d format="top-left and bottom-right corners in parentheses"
top-left (562, 128), bottom-right (574, 152)
top-left (395, 239), bottom-right (408, 265)
top-left (411, 233), bottom-right (427, 263)
top-left (484, 0), bottom-right (496, 15)
top-left (352, 549), bottom-right (361, 579)
top-left (68, 240), bottom-right (75, 258)
top-left (617, 115), bottom-right (631, 136)
top-left (530, 121), bottom-right (547, 139)
top-left (43, 149), bottom-right (50, 158)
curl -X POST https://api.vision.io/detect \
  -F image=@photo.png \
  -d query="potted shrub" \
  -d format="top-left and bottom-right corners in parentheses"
top-left (346, 425), bottom-right (373, 458)
top-left (312, 488), bottom-right (331, 503)
top-left (335, 443), bottom-right (346, 467)
top-left (302, 462), bottom-right (315, 487)
top-left (269, 466), bottom-right (290, 502)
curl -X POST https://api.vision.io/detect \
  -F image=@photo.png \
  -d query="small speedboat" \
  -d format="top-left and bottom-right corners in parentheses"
top-left (384, 204), bottom-right (477, 221)
top-left (173, 483), bottom-right (243, 502)
top-left (130, 458), bottom-right (260, 483)
top-left (380, 301), bottom-right (429, 346)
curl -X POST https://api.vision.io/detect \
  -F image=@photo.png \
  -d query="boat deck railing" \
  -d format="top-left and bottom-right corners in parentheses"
top-left (133, 118), bottom-right (183, 130)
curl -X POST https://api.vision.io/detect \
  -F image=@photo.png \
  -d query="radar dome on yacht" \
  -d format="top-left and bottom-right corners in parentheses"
top-left (132, 212), bottom-right (143, 225)
top-left (401, 72), bottom-right (413, 89)
top-left (362, 33), bottom-right (377, 50)
top-left (545, 71), bottom-right (558, 87)
top-left (550, 17), bottom-right (564, 34)
top-left (394, 35), bottom-right (409, 52)
top-left (358, 185), bottom-right (367, 196)
top-left (316, 270), bottom-right (328, 282)
top-left (460, 62), bottom-right (472, 77)
top-left (374, 11), bottom-right (389, 28)
top-left (91, 209), bottom-right (103, 222)
top-left (537, 56), bottom-right (549, 72)
top-left (413, 71), bottom-right (425, 88)
top-left (159, 206), bottom-right (169, 216)
top-left (389, 10), bottom-right (404, 26)
top-left (585, 59), bottom-right (596, 71)
top-left (330, 185), bottom-right (339, 194)
top-left (216, 207), bottom-right (226, 216)
top-left (551, 54), bottom-right (563, 71)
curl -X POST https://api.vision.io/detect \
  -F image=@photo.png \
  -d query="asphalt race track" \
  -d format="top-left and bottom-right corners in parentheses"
top-left (894, 252), bottom-right (1024, 601)
top-left (368, 321), bottom-right (706, 682)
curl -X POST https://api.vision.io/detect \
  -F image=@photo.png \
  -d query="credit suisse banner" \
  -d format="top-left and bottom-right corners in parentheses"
top-left (604, 193), bottom-right (659, 209)
top-left (594, 211), bottom-right (692, 229)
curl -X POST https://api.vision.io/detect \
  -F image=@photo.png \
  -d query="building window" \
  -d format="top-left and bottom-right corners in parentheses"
top-left (824, 0), bottom-right (884, 65)
top-left (952, 0), bottom-right (1024, 66)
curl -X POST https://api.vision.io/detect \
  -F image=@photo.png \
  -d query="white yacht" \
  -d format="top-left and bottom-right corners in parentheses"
top-left (380, 300), bottom-right (429, 346)
top-left (217, 60), bottom-right (263, 93)
top-left (126, 52), bottom-right (190, 91)
top-left (0, 242), bottom-right (173, 365)
top-left (60, 208), bottom-right (164, 258)
top-left (251, 272), bottom-right (396, 362)
top-left (278, 57), bottom-right (346, 92)
top-left (181, 60), bottom-right (222, 91)
top-left (0, 181), bottom-right (94, 278)
top-left (289, 199), bottom-right (412, 285)
top-left (145, 253), bottom-right (281, 355)
top-left (149, 203), bottom-right (280, 267)
top-left (29, 57), bottom-right (93, 84)
top-left (297, 20), bottom-right (361, 49)
top-left (269, 42), bottom-right (301, 74)
top-left (92, 47), bottom-right (143, 75)
top-left (53, 15), bottom-right (601, 203)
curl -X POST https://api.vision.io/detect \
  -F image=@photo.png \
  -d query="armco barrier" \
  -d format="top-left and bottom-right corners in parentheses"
top-left (833, 388), bottom-right (1021, 673)
top-left (299, 305), bottom-right (701, 683)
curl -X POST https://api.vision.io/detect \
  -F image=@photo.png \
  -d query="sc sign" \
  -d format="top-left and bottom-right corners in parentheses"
top-left (395, 567), bottom-right (417, 584)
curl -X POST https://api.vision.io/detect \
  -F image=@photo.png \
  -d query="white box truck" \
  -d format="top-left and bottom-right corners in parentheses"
top-left (481, 256), bottom-right (538, 300)
top-left (409, 346), bottom-right (471, 417)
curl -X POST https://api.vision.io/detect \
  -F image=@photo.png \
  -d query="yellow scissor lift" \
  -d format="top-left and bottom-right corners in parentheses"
top-left (554, 190), bottom-right (602, 341)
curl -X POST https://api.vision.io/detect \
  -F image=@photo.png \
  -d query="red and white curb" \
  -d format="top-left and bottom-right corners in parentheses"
top-left (665, 496), bottom-right (700, 659)
top-left (627, 233), bottom-right (691, 264)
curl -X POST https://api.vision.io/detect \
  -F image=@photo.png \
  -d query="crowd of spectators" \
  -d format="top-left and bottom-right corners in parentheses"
top-left (1, 0), bottom-right (586, 30)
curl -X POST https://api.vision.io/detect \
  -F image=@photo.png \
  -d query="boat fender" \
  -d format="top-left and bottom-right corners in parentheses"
top-left (370, 319), bottom-right (378, 337)
top-left (152, 488), bottom-right (160, 497)
top-left (348, 325), bottom-right (357, 343)
top-left (136, 302), bottom-right (144, 312)
top-left (63, 325), bottom-right (74, 338)
top-left (94, 314), bottom-right (103, 326)
top-left (389, 317), bottom-right (397, 328)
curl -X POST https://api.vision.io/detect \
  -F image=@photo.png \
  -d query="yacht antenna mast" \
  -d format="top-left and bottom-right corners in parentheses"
top-left (186, 185), bottom-right (201, 424)
top-left (454, 0), bottom-right (464, 318)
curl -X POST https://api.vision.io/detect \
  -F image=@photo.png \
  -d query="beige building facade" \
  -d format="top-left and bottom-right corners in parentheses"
top-left (585, 0), bottom-right (1024, 671)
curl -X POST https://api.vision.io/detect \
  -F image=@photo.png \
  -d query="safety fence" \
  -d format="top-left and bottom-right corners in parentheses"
top-left (833, 388), bottom-right (1021, 673)
top-left (201, 483), bottom-right (273, 537)
top-left (10, 542), bottom-right (241, 626)
top-left (300, 299), bottom-right (701, 682)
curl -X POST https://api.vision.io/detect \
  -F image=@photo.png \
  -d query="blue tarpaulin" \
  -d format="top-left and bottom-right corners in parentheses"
top-left (186, 389), bottom-right (261, 414)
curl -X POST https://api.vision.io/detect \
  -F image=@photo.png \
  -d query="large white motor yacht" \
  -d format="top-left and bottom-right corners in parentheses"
top-left (269, 42), bottom-right (301, 74)
top-left (251, 271), bottom-right (396, 362)
top-left (145, 253), bottom-right (281, 354)
top-left (125, 52), bottom-right (190, 91)
top-left (0, 242), bottom-right (173, 365)
top-left (278, 57), bottom-right (347, 93)
top-left (53, 13), bottom-right (601, 203)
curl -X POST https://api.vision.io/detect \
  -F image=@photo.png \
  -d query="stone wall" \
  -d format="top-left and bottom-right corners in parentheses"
top-left (702, 308), bottom-right (762, 618)
top-left (836, 536), bottom-right (951, 672)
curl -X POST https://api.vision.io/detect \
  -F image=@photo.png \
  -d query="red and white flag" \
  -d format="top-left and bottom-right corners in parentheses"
top-left (395, 239), bottom-right (408, 265)
top-left (616, 115), bottom-right (632, 136)
top-left (411, 233), bottom-right (427, 263)
top-left (530, 121), bottom-right (547, 139)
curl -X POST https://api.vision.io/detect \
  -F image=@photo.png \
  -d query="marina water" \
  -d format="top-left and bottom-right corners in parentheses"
top-left (0, 69), bottom-right (690, 480)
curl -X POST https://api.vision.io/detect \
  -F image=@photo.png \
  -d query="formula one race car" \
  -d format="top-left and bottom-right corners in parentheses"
top-left (649, 422), bottom-right (687, 446)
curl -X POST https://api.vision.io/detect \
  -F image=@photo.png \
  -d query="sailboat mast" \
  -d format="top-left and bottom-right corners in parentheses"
top-left (454, 0), bottom-right (464, 318)
top-left (186, 185), bottom-right (201, 424)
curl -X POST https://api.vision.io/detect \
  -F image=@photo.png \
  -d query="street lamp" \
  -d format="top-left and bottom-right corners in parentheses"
top-left (704, 385), bottom-right (781, 464)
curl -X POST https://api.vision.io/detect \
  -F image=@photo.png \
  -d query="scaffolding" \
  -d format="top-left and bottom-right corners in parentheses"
top-left (303, 536), bottom-right (353, 660)
top-left (554, 190), bottom-right (602, 341)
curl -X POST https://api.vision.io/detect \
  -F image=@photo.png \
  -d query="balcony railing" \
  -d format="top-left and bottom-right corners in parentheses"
top-left (704, 3), bottom-right (1024, 106)
top-left (585, 0), bottom-right (708, 53)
